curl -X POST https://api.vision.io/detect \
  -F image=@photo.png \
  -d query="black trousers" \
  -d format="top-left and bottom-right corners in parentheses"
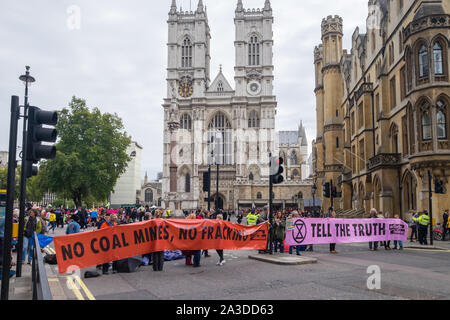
top-left (443, 224), bottom-right (448, 241)
top-left (410, 225), bottom-right (418, 241)
top-left (216, 250), bottom-right (224, 262)
top-left (152, 251), bottom-right (164, 271)
top-left (418, 225), bottom-right (428, 245)
top-left (330, 243), bottom-right (336, 252)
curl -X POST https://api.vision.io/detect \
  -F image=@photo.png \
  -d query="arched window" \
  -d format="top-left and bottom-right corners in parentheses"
top-left (437, 100), bottom-right (447, 139)
top-left (249, 173), bottom-right (254, 181)
top-left (208, 113), bottom-right (232, 165)
top-left (418, 45), bottom-right (429, 78)
top-left (145, 189), bottom-right (153, 203)
top-left (248, 36), bottom-right (260, 66)
top-left (248, 110), bottom-right (259, 128)
top-left (298, 192), bottom-right (303, 199)
top-left (290, 151), bottom-right (298, 165)
top-left (433, 42), bottom-right (443, 75)
top-left (181, 37), bottom-right (193, 68)
top-left (421, 109), bottom-right (432, 141)
top-left (185, 173), bottom-right (191, 193)
top-left (217, 81), bottom-right (224, 92)
top-left (181, 113), bottom-right (192, 130)
top-left (257, 192), bottom-right (262, 200)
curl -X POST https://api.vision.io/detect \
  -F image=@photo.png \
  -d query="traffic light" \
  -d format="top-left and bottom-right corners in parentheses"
top-left (331, 186), bottom-right (342, 198)
top-left (203, 171), bottom-right (210, 192)
top-left (25, 161), bottom-right (38, 179)
top-left (270, 157), bottom-right (284, 185)
top-left (26, 106), bottom-right (58, 170)
top-left (323, 182), bottom-right (330, 198)
top-left (435, 179), bottom-right (445, 194)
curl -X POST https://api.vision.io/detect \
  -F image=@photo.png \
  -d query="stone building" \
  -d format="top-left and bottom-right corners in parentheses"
top-left (312, 0), bottom-right (450, 223)
top-left (138, 172), bottom-right (163, 207)
top-left (161, 0), bottom-right (313, 213)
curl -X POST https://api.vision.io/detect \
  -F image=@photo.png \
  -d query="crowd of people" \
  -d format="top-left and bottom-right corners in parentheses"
top-left (1, 203), bottom-right (449, 278)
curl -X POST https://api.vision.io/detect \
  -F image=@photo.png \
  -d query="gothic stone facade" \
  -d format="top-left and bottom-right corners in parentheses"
top-left (313, 0), bottom-right (450, 223)
top-left (161, 1), bottom-right (312, 212)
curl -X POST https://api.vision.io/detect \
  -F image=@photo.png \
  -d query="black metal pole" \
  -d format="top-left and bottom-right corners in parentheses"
top-left (330, 179), bottom-right (334, 210)
top-left (428, 170), bottom-right (433, 246)
top-left (1, 96), bottom-right (20, 300)
top-left (269, 153), bottom-right (273, 254)
top-left (207, 165), bottom-right (211, 211)
top-left (16, 93), bottom-right (29, 279)
top-left (216, 163), bottom-right (219, 211)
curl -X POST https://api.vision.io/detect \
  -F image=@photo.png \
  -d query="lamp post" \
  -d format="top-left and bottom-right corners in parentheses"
top-left (16, 66), bottom-right (36, 278)
top-left (312, 183), bottom-right (317, 216)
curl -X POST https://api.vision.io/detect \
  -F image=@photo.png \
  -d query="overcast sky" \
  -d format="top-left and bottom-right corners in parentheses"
top-left (0, 0), bottom-right (369, 180)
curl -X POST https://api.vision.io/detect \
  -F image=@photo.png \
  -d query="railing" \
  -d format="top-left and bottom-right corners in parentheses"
top-left (32, 233), bottom-right (52, 300)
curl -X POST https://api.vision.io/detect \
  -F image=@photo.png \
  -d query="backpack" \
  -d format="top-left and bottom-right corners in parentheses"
top-left (44, 254), bottom-right (58, 265)
top-left (84, 271), bottom-right (100, 279)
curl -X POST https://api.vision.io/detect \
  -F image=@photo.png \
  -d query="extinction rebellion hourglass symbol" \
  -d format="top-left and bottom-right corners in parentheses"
top-left (292, 220), bottom-right (307, 244)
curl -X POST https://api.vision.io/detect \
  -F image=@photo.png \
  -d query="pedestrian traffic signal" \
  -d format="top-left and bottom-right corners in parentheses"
top-left (25, 161), bottom-right (38, 179)
top-left (435, 179), bottom-right (445, 194)
top-left (26, 106), bottom-right (58, 164)
top-left (323, 182), bottom-right (330, 198)
top-left (270, 157), bottom-right (284, 185)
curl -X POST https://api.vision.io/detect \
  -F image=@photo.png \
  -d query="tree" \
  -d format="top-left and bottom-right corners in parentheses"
top-left (0, 165), bottom-right (22, 200)
top-left (40, 97), bottom-right (131, 207)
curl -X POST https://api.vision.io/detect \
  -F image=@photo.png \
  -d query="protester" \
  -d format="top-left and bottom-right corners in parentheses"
top-left (409, 211), bottom-right (419, 242)
top-left (100, 214), bottom-right (117, 274)
top-left (49, 210), bottom-right (57, 234)
top-left (369, 208), bottom-right (379, 251)
top-left (273, 211), bottom-right (286, 254)
top-left (329, 211), bottom-right (338, 254)
top-left (23, 209), bottom-right (41, 265)
top-left (393, 214), bottom-right (404, 250)
top-left (66, 215), bottom-right (81, 235)
top-left (182, 214), bottom-right (197, 266)
top-left (215, 214), bottom-right (226, 266)
top-left (152, 211), bottom-right (165, 272)
top-left (289, 211), bottom-right (302, 256)
top-left (443, 209), bottom-right (449, 241)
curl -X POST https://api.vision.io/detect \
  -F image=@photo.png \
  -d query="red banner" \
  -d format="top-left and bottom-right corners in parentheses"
top-left (54, 219), bottom-right (269, 274)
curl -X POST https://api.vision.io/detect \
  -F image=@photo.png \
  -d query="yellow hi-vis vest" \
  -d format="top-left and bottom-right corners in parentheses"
top-left (247, 213), bottom-right (259, 226)
top-left (419, 214), bottom-right (430, 226)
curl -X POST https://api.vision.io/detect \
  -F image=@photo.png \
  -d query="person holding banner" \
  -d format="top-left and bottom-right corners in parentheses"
top-left (215, 214), bottom-right (226, 266)
top-left (100, 213), bottom-right (118, 274)
top-left (409, 212), bottom-right (419, 242)
top-left (329, 211), bottom-right (338, 254)
top-left (183, 214), bottom-right (196, 266)
top-left (152, 211), bottom-right (165, 272)
top-left (393, 214), bottom-right (404, 250)
top-left (273, 211), bottom-right (286, 254)
top-left (383, 213), bottom-right (392, 250)
top-left (369, 209), bottom-right (379, 251)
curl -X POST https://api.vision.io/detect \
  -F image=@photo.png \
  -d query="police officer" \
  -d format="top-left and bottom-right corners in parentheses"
top-left (418, 211), bottom-right (430, 245)
top-left (246, 210), bottom-right (259, 226)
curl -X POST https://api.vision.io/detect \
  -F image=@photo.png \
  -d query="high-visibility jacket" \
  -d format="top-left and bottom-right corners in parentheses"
top-left (164, 210), bottom-right (171, 218)
top-left (49, 213), bottom-right (56, 222)
top-left (247, 213), bottom-right (260, 226)
top-left (418, 214), bottom-right (430, 226)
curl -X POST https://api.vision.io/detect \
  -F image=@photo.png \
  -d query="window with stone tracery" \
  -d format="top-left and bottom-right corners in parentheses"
top-left (248, 110), bottom-right (260, 128)
top-left (181, 37), bottom-right (193, 68)
top-left (248, 36), bottom-right (260, 66)
top-left (207, 113), bottom-right (232, 165)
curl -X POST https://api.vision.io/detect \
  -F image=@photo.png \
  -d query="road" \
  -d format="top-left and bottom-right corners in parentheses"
top-left (45, 221), bottom-right (450, 300)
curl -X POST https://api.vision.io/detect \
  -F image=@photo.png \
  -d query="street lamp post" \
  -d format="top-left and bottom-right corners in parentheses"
top-left (312, 183), bottom-right (317, 216)
top-left (16, 66), bottom-right (36, 278)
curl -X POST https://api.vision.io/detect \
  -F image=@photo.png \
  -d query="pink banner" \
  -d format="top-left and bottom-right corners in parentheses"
top-left (285, 218), bottom-right (409, 246)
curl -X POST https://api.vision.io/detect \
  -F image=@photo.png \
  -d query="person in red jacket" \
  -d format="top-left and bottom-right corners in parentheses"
top-left (100, 214), bottom-right (117, 274)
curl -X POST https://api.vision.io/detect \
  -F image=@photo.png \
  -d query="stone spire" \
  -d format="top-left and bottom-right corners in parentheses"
top-left (264, 0), bottom-right (271, 11)
top-left (236, 0), bottom-right (243, 13)
top-left (170, 0), bottom-right (177, 14)
top-left (197, 0), bottom-right (204, 13)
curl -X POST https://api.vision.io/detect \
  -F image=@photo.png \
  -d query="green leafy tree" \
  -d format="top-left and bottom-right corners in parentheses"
top-left (40, 97), bottom-right (131, 207)
top-left (0, 165), bottom-right (22, 200)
